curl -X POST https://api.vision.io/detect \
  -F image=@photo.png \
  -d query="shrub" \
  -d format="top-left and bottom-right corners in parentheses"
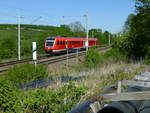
top-left (84, 48), bottom-right (102, 68)
top-left (0, 78), bottom-right (22, 112)
top-left (22, 83), bottom-right (86, 113)
top-left (21, 40), bottom-right (32, 56)
top-left (0, 49), bottom-right (15, 59)
top-left (112, 36), bottom-right (131, 51)
top-left (5, 63), bottom-right (48, 86)
top-left (0, 36), bottom-right (17, 59)
top-left (103, 48), bottom-right (127, 61)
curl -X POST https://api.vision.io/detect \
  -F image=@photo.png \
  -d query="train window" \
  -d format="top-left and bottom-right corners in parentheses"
top-left (70, 42), bottom-right (71, 45)
top-left (60, 41), bottom-right (62, 45)
top-left (57, 41), bottom-right (59, 45)
top-left (63, 41), bottom-right (65, 45)
top-left (46, 42), bottom-right (54, 46)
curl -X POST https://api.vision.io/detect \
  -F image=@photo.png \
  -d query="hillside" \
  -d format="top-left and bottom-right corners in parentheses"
top-left (0, 24), bottom-right (109, 61)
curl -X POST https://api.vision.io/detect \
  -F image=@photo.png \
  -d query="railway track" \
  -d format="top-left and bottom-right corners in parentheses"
top-left (0, 46), bottom-right (110, 73)
top-left (0, 56), bottom-right (48, 67)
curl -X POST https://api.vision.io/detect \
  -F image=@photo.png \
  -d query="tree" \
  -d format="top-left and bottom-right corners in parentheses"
top-left (58, 25), bottom-right (73, 37)
top-left (123, 14), bottom-right (135, 35)
top-left (89, 29), bottom-right (102, 38)
top-left (135, 0), bottom-right (150, 12)
top-left (89, 29), bottom-right (108, 45)
top-left (103, 31), bottom-right (109, 39)
top-left (126, 0), bottom-right (150, 58)
top-left (69, 21), bottom-right (85, 32)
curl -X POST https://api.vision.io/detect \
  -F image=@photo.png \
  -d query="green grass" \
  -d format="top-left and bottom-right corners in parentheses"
top-left (5, 63), bottom-right (48, 86)
top-left (0, 28), bottom-right (45, 62)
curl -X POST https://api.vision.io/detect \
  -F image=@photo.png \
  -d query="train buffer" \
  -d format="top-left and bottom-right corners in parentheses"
top-left (69, 71), bottom-right (150, 113)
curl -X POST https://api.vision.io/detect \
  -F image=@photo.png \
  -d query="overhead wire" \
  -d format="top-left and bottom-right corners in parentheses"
top-left (0, 3), bottom-right (87, 28)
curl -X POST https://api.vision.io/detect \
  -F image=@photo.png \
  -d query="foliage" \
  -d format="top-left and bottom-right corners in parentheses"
top-left (84, 48), bottom-right (102, 68)
top-left (0, 78), bottom-right (22, 112)
top-left (103, 31), bottom-right (109, 39)
top-left (89, 29), bottom-right (110, 45)
top-left (22, 83), bottom-right (86, 113)
top-left (126, 0), bottom-right (150, 58)
top-left (103, 48), bottom-right (127, 61)
top-left (112, 36), bottom-right (132, 53)
top-left (5, 63), bottom-right (48, 86)
top-left (112, 1), bottom-right (150, 59)
top-left (69, 21), bottom-right (85, 32)
top-left (113, 0), bottom-right (150, 59)
top-left (135, 0), bottom-right (150, 12)
top-left (0, 80), bottom-right (86, 113)
top-left (0, 49), bottom-right (15, 59)
top-left (123, 14), bottom-right (135, 35)
top-left (77, 48), bottom-right (127, 71)
top-left (0, 35), bottom-right (17, 59)
top-left (21, 40), bottom-right (32, 56)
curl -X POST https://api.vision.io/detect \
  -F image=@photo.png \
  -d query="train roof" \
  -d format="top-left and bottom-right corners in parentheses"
top-left (46, 36), bottom-right (97, 40)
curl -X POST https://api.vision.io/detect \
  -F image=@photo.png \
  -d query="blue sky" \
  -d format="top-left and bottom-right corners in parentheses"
top-left (0, 0), bottom-right (135, 33)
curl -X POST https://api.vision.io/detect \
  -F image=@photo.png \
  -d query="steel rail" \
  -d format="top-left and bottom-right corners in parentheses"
top-left (0, 46), bottom-right (110, 73)
top-left (0, 56), bottom-right (48, 67)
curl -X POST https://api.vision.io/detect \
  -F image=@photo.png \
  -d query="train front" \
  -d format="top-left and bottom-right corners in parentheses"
top-left (45, 37), bottom-right (55, 54)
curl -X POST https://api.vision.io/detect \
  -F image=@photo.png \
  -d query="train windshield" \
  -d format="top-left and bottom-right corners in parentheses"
top-left (46, 41), bottom-right (54, 47)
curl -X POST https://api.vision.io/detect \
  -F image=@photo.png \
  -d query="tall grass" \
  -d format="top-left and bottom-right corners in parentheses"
top-left (5, 63), bottom-right (48, 86)
top-left (76, 48), bottom-right (127, 71)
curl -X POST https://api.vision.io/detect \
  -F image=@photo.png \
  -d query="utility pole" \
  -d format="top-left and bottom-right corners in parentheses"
top-left (86, 12), bottom-right (88, 51)
top-left (66, 40), bottom-right (68, 67)
top-left (76, 49), bottom-right (78, 64)
top-left (108, 33), bottom-right (111, 47)
top-left (18, 16), bottom-right (21, 60)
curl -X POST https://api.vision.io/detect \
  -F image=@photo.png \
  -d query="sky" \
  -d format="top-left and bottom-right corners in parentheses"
top-left (0, 0), bottom-right (135, 33)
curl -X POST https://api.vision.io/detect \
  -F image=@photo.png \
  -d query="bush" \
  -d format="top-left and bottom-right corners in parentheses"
top-left (0, 78), bottom-right (22, 112)
top-left (0, 79), bottom-right (86, 113)
top-left (84, 48), bottom-right (102, 68)
top-left (5, 63), bottom-right (48, 86)
top-left (103, 48), bottom-right (127, 61)
top-left (112, 36), bottom-right (131, 52)
top-left (0, 49), bottom-right (14, 59)
top-left (21, 40), bottom-right (32, 56)
top-left (22, 83), bottom-right (86, 113)
top-left (78, 48), bottom-right (127, 70)
top-left (0, 36), bottom-right (17, 59)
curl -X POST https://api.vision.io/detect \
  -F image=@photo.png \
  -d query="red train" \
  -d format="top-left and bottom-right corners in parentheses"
top-left (44, 37), bottom-right (98, 54)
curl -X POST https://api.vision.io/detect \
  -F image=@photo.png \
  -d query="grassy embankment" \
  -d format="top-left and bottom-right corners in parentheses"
top-left (0, 48), bottom-right (149, 112)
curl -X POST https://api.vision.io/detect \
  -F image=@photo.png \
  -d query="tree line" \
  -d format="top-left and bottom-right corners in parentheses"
top-left (0, 22), bottom-right (111, 60)
top-left (113, 0), bottom-right (150, 61)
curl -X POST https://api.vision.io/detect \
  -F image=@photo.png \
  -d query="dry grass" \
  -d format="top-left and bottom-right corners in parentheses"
top-left (46, 60), bottom-right (150, 99)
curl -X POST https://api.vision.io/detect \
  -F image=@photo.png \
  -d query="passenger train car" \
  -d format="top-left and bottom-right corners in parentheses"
top-left (44, 37), bottom-right (98, 54)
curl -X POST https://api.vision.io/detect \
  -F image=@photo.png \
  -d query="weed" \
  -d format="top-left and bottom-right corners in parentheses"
top-left (5, 63), bottom-right (48, 86)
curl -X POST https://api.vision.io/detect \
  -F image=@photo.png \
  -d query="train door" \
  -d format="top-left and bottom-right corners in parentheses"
top-left (69, 41), bottom-right (72, 48)
top-left (63, 41), bottom-right (65, 49)
top-left (56, 40), bottom-right (60, 50)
